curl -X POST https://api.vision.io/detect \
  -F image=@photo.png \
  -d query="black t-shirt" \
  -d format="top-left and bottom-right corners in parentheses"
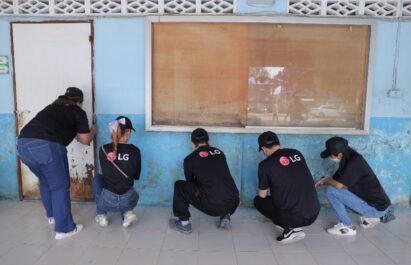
top-left (19, 104), bottom-right (90, 146)
top-left (333, 154), bottom-right (391, 211)
top-left (184, 145), bottom-right (239, 204)
top-left (258, 148), bottom-right (320, 219)
top-left (99, 143), bottom-right (141, 195)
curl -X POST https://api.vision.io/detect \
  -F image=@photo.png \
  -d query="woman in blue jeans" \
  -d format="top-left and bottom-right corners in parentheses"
top-left (92, 116), bottom-right (141, 228)
top-left (316, 136), bottom-right (394, 236)
top-left (17, 87), bottom-right (96, 240)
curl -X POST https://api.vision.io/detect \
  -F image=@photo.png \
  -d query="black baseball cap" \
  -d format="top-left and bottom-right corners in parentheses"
top-left (320, 136), bottom-right (348, 158)
top-left (116, 116), bottom-right (135, 131)
top-left (258, 131), bottom-right (280, 152)
top-left (191, 128), bottom-right (209, 144)
top-left (65, 87), bottom-right (83, 100)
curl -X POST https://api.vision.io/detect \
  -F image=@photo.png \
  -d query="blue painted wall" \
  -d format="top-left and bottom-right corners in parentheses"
top-left (0, 7), bottom-right (410, 206)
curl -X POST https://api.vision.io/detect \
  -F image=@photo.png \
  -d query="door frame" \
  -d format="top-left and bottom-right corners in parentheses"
top-left (11, 20), bottom-right (96, 201)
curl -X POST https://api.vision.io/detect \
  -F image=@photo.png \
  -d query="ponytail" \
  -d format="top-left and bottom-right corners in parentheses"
top-left (106, 118), bottom-right (128, 161)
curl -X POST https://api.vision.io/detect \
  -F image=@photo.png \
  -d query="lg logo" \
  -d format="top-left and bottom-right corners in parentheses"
top-left (289, 155), bottom-right (301, 162)
top-left (118, 153), bottom-right (129, 161)
top-left (279, 155), bottom-right (301, 166)
top-left (209, 150), bottom-right (221, 155)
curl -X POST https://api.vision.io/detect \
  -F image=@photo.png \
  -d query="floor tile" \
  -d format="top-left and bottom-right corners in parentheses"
top-left (236, 251), bottom-right (278, 265)
top-left (310, 251), bottom-right (357, 265)
top-left (157, 250), bottom-right (198, 265)
top-left (162, 230), bottom-right (199, 251)
top-left (199, 232), bottom-right (234, 251)
top-left (126, 230), bottom-right (165, 249)
top-left (303, 234), bottom-right (344, 252)
top-left (0, 244), bottom-right (50, 265)
top-left (350, 251), bottom-right (397, 265)
top-left (35, 244), bottom-right (86, 265)
top-left (75, 246), bottom-right (123, 265)
top-left (384, 250), bottom-right (411, 265)
top-left (198, 251), bottom-right (237, 265)
top-left (274, 251), bottom-right (318, 265)
top-left (115, 248), bottom-right (159, 265)
top-left (233, 233), bottom-right (271, 252)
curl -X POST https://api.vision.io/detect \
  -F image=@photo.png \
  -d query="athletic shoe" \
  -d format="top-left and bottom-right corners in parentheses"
top-left (327, 223), bottom-right (357, 236)
top-left (95, 214), bottom-right (109, 227)
top-left (168, 218), bottom-right (192, 234)
top-left (47, 217), bottom-right (55, 225)
top-left (54, 224), bottom-right (83, 240)
top-left (219, 214), bottom-right (231, 230)
top-left (360, 216), bottom-right (380, 229)
top-left (380, 205), bottom-right (396, 223)
top-left (122, 211), bottom-right (138, 228)
top-left (276, 228), bottom-right (306, 244)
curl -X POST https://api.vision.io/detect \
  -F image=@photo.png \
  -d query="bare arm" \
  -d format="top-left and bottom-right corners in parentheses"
top-left (76, 124), bottom-right (97, 145)
top-left (315, 177), bottom-right (345, 189)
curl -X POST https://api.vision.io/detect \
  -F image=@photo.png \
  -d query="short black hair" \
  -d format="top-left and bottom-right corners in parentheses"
top-left (191, 128), bottom-right (209, 146)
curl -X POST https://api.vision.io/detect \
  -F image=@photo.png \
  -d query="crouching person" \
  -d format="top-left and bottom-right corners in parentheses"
top-left (254, 131), bottom-right (320, 244)
top-left (169, 128), bottom-right (240, 234)
top-left (93, 116), bottom-right (141, 228)
top-left (316, 137), bottom-right (394, 236)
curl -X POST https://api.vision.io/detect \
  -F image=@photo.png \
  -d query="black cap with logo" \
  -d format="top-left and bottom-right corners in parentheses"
top-left (258, 131), bottom-right (280, 152)
top-left (116, 116), bottom-right (135, 132)
top-left (320, 136), bottom-right (348, 158)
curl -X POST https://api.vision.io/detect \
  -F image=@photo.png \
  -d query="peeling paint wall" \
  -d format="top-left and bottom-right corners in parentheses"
top-left (95, 115), bottom-right (411, 206)
top-left (1, 11), bottom-right (411, 206)
top-left (0, 115), bottom-right (18, 199)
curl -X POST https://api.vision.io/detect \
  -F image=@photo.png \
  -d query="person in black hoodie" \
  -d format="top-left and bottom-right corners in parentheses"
top-left (169, 128), bottom-right (240, 234)
top-left (92, 116), bottom-right (141, 228)
top-left (316, 136), bottom-right (394, 236)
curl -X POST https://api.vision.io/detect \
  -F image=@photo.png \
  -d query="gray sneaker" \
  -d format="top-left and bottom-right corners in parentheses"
top-left (219, 214), bottom-right (231, 230)
top-left (168, 218), bottom-right (192, 234)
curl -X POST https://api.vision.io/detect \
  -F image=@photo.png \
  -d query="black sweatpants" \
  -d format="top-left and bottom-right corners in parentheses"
top-left (173, 180), bottom-right (239, 221)
top-left (254, 196), bottom-right (318, 229)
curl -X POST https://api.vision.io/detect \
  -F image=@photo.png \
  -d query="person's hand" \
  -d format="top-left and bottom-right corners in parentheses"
top-left (315, 177), bottom-right (327, 188)
top-left (90, 124), bottom-right (97, 136)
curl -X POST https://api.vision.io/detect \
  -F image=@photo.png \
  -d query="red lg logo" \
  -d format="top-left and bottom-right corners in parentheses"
top-left (199, 151), bottom-right (209, 158)
top-left (279, 156), bottom-right (290, 166)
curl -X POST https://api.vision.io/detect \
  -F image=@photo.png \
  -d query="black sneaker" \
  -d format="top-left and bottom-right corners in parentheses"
top-left (219, 214), bottom-right (231, 230)
top-left (168, 218), bottom-right (192, 234)
top-left (276, 228), bottom-right (306, 244)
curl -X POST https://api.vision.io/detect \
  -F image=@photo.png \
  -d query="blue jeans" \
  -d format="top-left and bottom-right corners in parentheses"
top-left (92, 174), bottom-right (139, 215)
top-left (326, 186), bottom-right (388, 226)
top-left (17, 138), bottom-right (76, 233)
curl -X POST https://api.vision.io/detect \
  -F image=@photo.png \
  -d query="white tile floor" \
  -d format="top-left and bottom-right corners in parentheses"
top-left (0, 201), bottom-right (410, 265)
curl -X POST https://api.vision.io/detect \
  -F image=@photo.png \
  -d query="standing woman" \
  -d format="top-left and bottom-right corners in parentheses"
top-left (316, 137), bottom-right (394, 236)
top-left (17, 87), bottom-right (96, 239)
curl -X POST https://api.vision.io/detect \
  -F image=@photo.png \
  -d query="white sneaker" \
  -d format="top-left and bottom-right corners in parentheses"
top-left (54, 224), bottom-right (83, 240)
top-left (123, 211), bottom-right (138, 228)
top-left (95, 214), bottom-right (109, 227)
top-left (360, 216), bottom-right (380, 229)
top-left (327, 223), bottom-right (357, 236)
top-left (47, 217), bottom-right (55, 225)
